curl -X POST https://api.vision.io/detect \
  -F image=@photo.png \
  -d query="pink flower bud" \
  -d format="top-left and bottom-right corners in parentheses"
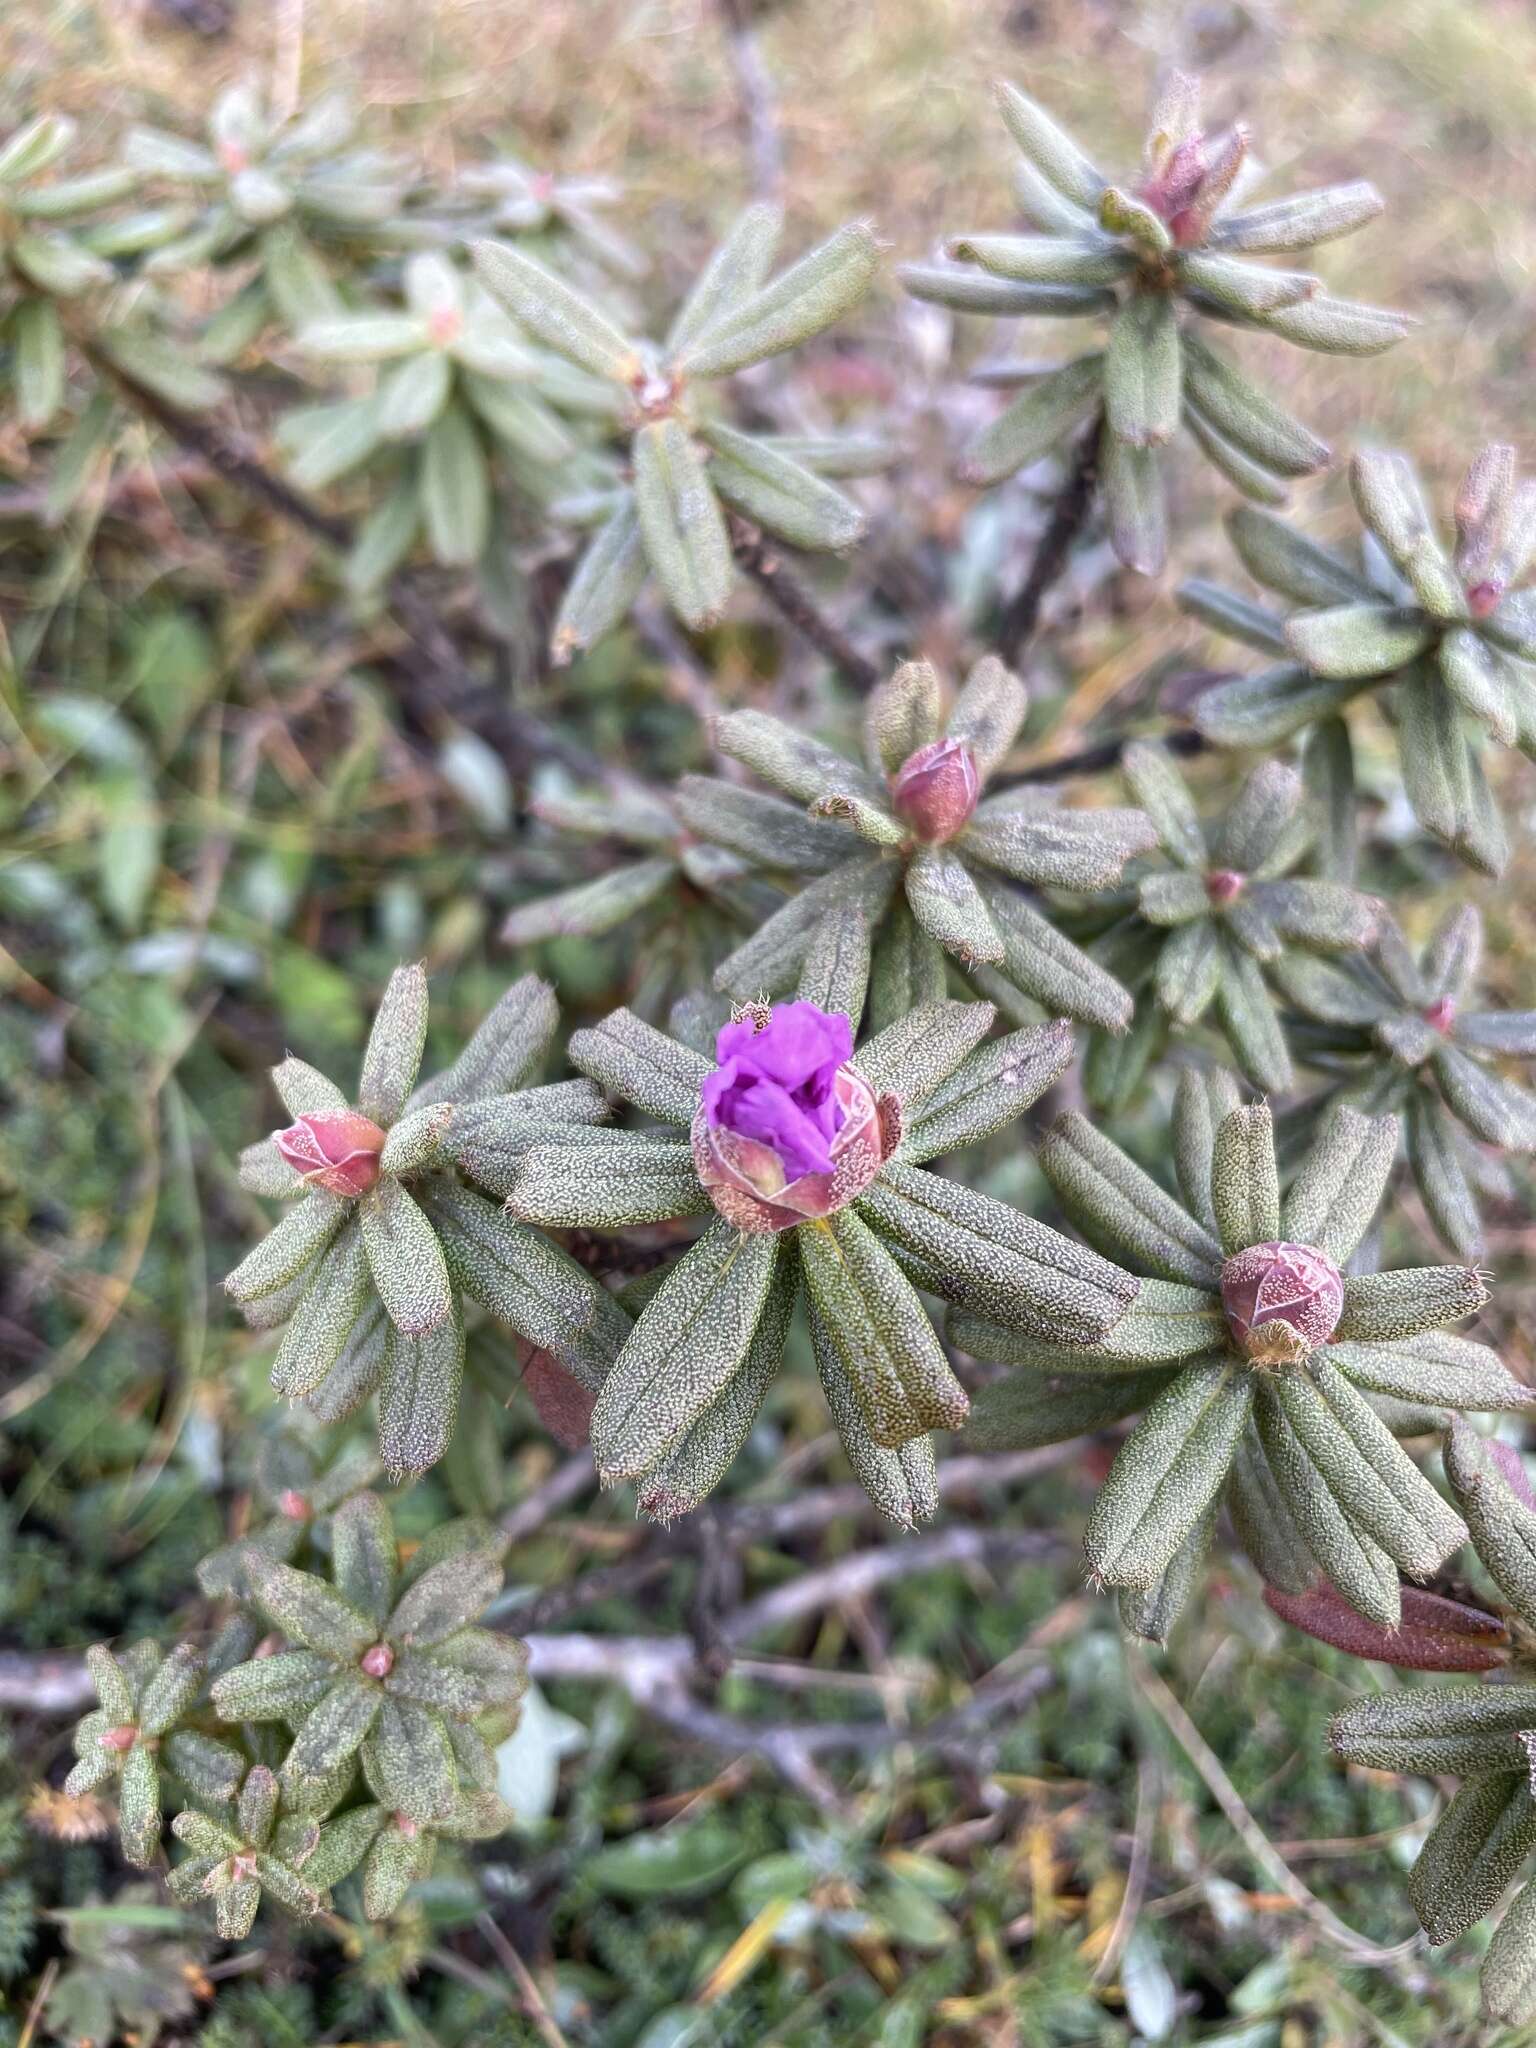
top-left (394, 1812), bottom-right (420, 1839)
top-left (273, 1109), bottom-right (387, 1199)
top-left (360, 1642), bottom-right (395, 1679)
top-left (889, 739), bottom-right (981, 844)
top-left (693, 1062), bottom-right (888, 1234)
top-left (427, 305), bottom-right (462, 348)
top-left (1204, 869), bottom-right (1245, 906)
top-left (277, 1489), bottom-right (311, 1522)
top-left (1143, 132), bottom-right (1208, 226)
top-left (1220, 1240), bottom-right (1345, 1365)
top-left (230, 1851), bottom-right (259, 1881)
top-left (99, 1724), bottom-right (138, 1753)
top-left (1424, 995), bottom-right (1458, 1034)
top-left (1466, 579), bottom-right (1504, 620)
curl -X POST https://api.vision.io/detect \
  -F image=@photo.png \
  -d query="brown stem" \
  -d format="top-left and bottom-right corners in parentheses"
top-left (86, 346), bottom-right (607, 781)
top-left (731, 522), bottom-right (882, 692)
top-left (995, 413), bottom-right (1102, 668)
top-left (997, 725), bottom-right (1207, 790)
top-left (716, 0), bottom-right (784, 203)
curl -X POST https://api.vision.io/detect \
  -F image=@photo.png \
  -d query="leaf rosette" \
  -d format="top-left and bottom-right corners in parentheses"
top-left (227, 968), bottom-right (631, 1473)
top-left (1081, 743), bottom-right (1381, 1099)
top-left (472, 203), bottom-right (886, 652)
top-left (680, 654), bottom-right (1157, 1035)
top-left (903, 72), bottom-right (1406, 571)
top-left (1279, 902), bottom-right (1536, 1257)
top-left (960, 1082), bottom-right (1523, 1637)
top-left (1180, 446), bottom-right (1536, 873)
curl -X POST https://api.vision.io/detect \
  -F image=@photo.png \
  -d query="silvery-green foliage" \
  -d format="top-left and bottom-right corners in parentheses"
top-left (1279, 903), bottom-right (1536, 1256)
top-left (682, 655), bottom-right (1156, 1034)
top-left (902, 71), bottom-right (1406, 570)
top-left (0, 112), bottom-right (197, 434)
top-left (506, 928), bottom-right (1139, 1519)
top-left (1080, 744), bottom-right (1381, 1098)
top-left (66, 1641), bottom-right (243, 1870)
top-left (960, 1090), bottom-right (1516, 1634)
top-left (1326, 1431), bottom-right (1536, 2023)
top-left (473, 204), bottom-right (885, 651)
top-left (208, 1494), bottom-right (526, 1830)
top-left (196, 1427), bottom-right (382, 1600)
top-left (290, 246), bottom-right (612, 576)
top-left (126, 84), bottom-right (405, 278)
top-left (227, 969), bottom-right (629, 1474)
top-left (1180, 448), bottom-right (1536, 873)
top-left (498, 778), bottom-right (785, 1011)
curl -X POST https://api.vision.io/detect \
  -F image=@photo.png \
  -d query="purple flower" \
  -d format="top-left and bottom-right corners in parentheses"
top-left (693, 1001), bottom-right (889, 1233)
top-left (889, 738), bottom-right (980, 843)
top-left (702, 1001), bottom-right (853, 1180)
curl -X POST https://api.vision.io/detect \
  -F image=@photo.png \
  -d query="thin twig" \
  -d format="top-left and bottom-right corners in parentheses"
top-left (994, 724), bottom-right (1207, 791)
top-left (719, 1525), bottom-right (1056, 1650)
top-left (724, 1442), bottom-right (1080, 1541)
top-left (84, 346), bottom-right (607, 781)
top-left (731, 522), bottom-right (882, 692)
top-left (995, 415), bottom-right (1102, 668)
top-left (474, 1913), bottom-right (571, 2048)
top-left (0, 1651), bottom-right (97, 1714)
top-left (716, 0), bottom-right (784, 203)
top-left (1128, 1650), bottom-right (1424, 1974)
top-left (499, 1452), bottom-right (595, 1546)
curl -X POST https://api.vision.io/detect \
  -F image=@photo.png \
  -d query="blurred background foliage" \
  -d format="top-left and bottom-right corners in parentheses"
top-left (4, 0), bottom-right (1536, 2041)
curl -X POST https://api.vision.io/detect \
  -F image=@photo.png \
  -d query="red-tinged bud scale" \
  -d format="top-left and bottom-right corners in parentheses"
top-left (694, 1063), bottom-right (888, 1233)
top-left (360, 1642), bottom-right (395, 1679)
top-left (1220, 1239), bottom-right (1345, 1365)
top-left (273, 1109), bottom-right (387, 1199)
top-left (890, 738), bottom-right (981, 843)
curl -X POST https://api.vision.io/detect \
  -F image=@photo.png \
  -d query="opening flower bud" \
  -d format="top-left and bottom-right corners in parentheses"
top-left (1220, 1240), bottom-right (1345, 1366)
top-left (889, 738), bottom-right (981, 844)
top-left (1205, 868), bottom-right (1245, 907)
top-left (273, 1109), bottom-right (387, 1199)
top-left (360, 1642), bottom-right (395, 1679)
top-left (694, 1000), bottom-right (887, 1233)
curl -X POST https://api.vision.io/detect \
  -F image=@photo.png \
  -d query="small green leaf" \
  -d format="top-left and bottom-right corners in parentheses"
top-left (1084, 1361), bottom-right (1252, 1589)
top-left (590, 1220), bottom-right (780, 1481)
top-left (799, 1207), bottom-right (968, 1447)
top-left (420, 405), bottom-right (490, 567)
top-left (675, 221), bottom-right (878, 378)
top-left (362, 1178), bottom-right (453, 1336)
